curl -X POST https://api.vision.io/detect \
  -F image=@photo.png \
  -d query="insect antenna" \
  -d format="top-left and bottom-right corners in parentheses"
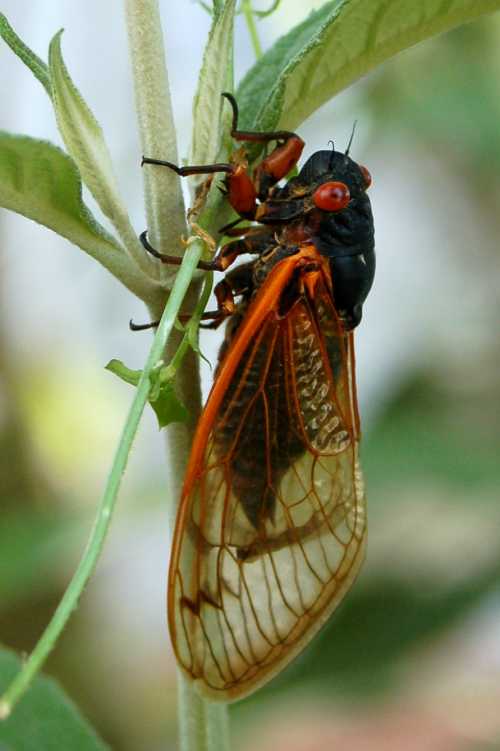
top-left (345, 120), bottom-right (358, 156)
top-left (328, 140), bottom-right (335, 169)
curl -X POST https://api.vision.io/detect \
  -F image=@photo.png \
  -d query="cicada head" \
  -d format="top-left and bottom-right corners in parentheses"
top-left (289, 148), bottom-right (375, 330)
top-left (296, 149), bottom-right (374, 250)
top-left (299, 148), bottom-right (370, 193)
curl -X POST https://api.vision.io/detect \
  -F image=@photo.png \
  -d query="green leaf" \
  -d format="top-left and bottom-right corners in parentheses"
top-left (47, 31), bottom-right (148, 273)
top-left (105, 359), bottom-right (142, 387)
top-left (0, 13), bottom-right (51, 97)
top-left (150, 381), bottom-right (189, 430)
top-left (0, 133), bottom-right (159, 302)
top-left (191, 0), bottom-right (237, 164)
top-left (106, 359), bottom-right (189, 429)
top-left (0, 647), bottom-right (109, 750)
top-left (237, 0), bottom-right (500, 133)
top-left (0, 132), bottom-right (118, 255)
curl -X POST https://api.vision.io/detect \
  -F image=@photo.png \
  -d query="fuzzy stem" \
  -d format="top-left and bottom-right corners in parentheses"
top-left (125, 2), bottom-right (229, 748)
top-left (150, 280), bottom-right (230, 751)
top-left (0, 241), bottom-right (203, 722)
top-left (207, 698), bottom-right (231, 751)
top-left (177, 671), bottom-right (209, 751)
top-left (124, 0), bottom-right (186, 283)
top-left (158, 307), bottom-right (230, 751)
top-left (153, 286), bottom-right (210, 751)
top-left (176, 673), bottom-right (228, 751)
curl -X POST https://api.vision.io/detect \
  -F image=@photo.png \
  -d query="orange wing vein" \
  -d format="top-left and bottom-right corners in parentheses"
top-left (168, 246), bottom-right (366, 701)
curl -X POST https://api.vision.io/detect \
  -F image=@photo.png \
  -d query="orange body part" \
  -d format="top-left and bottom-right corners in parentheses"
top-left (254, 135), bottom-right (305, 190)
top-left (227, 165), bottom-right (258, 217)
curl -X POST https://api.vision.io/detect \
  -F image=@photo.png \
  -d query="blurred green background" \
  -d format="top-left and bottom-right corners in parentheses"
top-left (1, 2), bottom-right (500, 750)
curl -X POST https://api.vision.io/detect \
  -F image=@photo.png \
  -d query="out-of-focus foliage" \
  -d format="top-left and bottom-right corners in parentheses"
top-left (0, 510), bottom-right (83, 606)
top-left (366, 19), bottom-right (500, 174)
top-left (0, 648), bottom-right (109, 750)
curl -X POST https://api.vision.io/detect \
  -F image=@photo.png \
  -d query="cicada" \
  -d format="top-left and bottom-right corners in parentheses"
top-left (141, 93), bottom-right (375, 701)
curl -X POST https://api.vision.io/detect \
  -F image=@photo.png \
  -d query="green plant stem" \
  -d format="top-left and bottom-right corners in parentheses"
top-left (0, 241), bottom-right (203, 722)
top-left (241, 0), bottom-right (263, 59)
top-left (254, 0), bottom-right (280, 18)
top-left (161, 271), bottom-right (213, 381)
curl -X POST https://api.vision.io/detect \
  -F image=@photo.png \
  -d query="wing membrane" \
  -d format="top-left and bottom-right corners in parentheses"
top-left (169, 252), bottom-right (366, 700)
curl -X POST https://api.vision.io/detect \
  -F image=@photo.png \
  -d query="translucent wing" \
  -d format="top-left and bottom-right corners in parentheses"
top-left (168, 248), bottom-right (366, 701)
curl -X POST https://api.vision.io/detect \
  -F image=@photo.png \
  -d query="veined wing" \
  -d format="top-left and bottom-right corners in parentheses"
top-left (168, 247), bottom-right (366, 701)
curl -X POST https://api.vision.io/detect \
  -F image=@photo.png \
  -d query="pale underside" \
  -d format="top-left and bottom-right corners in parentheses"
top-left (169, 278), bottom-right (366, 701)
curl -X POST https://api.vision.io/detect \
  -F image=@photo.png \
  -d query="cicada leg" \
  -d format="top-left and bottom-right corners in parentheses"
top-left (221, 92), bottom-right (305, 199)
top-left (138, 230), bottom-right (217, 271)
top-left (141, 152), bottom-right (257, 219)
top-left (129, 262), bottom-right (254, 332)
top-left (139, 226), bottom-right (273, 273)
top-left (142, 93), bottom-right (304, 221)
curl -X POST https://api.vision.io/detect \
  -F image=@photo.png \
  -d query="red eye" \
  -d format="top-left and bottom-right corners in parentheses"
top-left (359, 164), bottom-right (372, 189)
top-left (313, 181), bottom-right (350, 212)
